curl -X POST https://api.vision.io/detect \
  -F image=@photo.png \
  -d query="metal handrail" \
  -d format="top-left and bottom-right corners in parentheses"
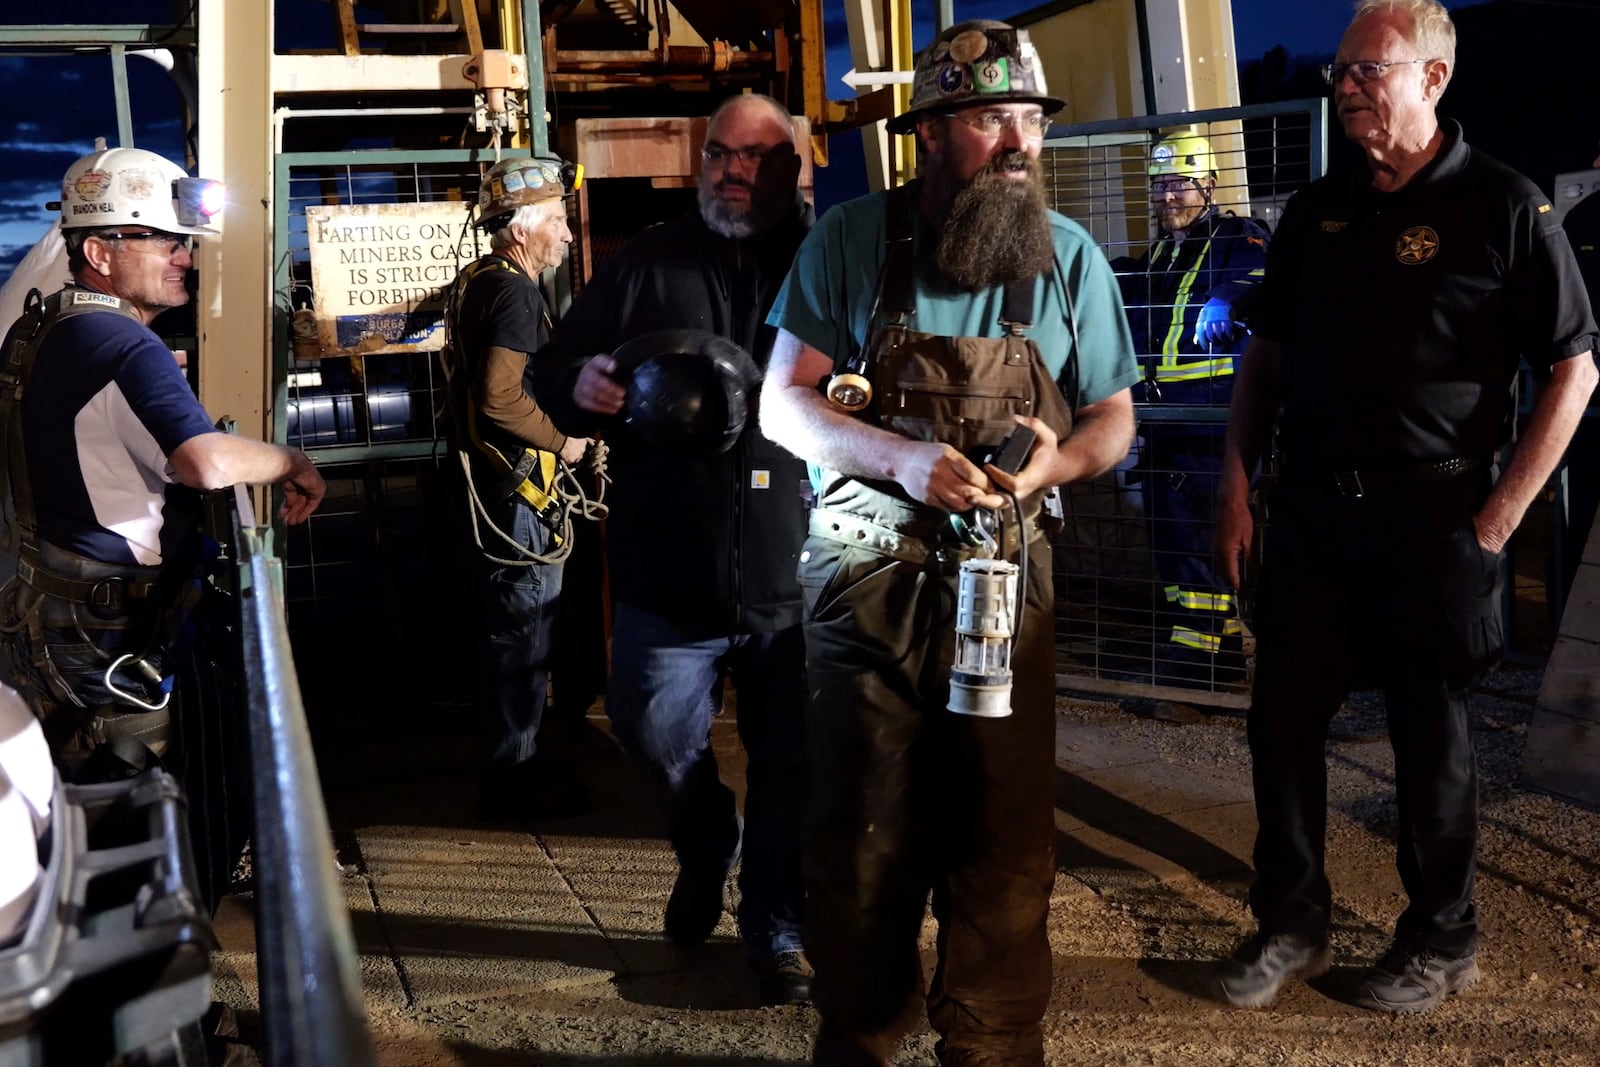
top-left (231, 483), bottom-right (376, 1067)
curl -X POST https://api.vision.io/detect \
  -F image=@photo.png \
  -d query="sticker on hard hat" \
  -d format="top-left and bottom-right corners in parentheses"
top-left (937, 65), bottom-right (967, 95)
top-left (948, 30), bottom-right (989, 64)
top-left (119, 169), bottom-right (160, 201)
top-left (503, 171), bottom-right (526, 192)
top-left (74, 171), bottom-right (111, 201)
top-left (974, 59), bottom-right (1011, 93)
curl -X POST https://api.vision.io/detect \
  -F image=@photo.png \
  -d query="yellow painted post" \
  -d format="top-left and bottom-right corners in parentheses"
top-left (887, 0), bottom-right (915, 188)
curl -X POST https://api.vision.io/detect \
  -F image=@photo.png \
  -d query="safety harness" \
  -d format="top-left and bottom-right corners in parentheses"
top-left (440, 256), bottom-right (606, 567)
top-left (0, 287), bottom-right (188, 773)
top-left (810, 182), bottom-right (1078, 566)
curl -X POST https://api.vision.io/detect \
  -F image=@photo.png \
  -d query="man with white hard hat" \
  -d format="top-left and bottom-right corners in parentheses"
top-left (0, 145), bottom-right (325, 900)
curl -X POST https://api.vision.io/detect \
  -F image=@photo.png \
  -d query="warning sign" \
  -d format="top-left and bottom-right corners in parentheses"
top-left (304, 201), bottom-right (482, 356)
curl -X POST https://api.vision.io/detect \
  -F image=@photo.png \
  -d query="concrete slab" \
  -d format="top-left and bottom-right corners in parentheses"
top-left (356, 825), bottom-right (618, 1006)
top-left (211, 853), bottom-right (411, 1016)
top-left (1057, 821), bottom-right (1193, 888)
top-left (1098, 801), bottom-right (1258, 882)
top-left (1063, 759), bottom-right (1251, 824)
top-left (538, 833), bottom-right (726, 976)
top-left (1056, 725), bottom-right (1162, 771)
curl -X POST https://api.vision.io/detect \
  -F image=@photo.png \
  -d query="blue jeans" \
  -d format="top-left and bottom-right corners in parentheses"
top-left (606, 601), bottom-right (807, 959)
top-left (475, 497), bottom-right (564, 769)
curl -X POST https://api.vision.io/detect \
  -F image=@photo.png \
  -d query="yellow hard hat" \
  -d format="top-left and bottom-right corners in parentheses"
top-left (1148, 131), bottom-right (1217, 180)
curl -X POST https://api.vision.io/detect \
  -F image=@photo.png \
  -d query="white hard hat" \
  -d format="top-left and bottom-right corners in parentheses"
top-left (58, 146), bottom-right (223, 235)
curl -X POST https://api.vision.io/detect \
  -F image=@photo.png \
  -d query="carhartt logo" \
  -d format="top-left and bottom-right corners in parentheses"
top-left (1538, 204), bottom-right (1552, 214)
top-left (1321, 220), bottom-right (1347, 233)
top-left (1395, 225), bottom-right (1439, 265)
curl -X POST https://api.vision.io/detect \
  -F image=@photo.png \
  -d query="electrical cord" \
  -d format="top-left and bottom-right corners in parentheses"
top-left (458, 443), bottom-right (609, 568)
top-left (1001, 488), bottom-right (1027, 647)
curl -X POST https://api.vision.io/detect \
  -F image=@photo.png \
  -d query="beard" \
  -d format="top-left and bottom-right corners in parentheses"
top-left (932, 151), bottom-right (1054, 291)
top-left (699, 175), bottom-right (790, 239)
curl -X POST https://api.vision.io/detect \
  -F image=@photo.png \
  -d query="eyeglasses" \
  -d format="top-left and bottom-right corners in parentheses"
top-left (99, 231), bottom-right (194, 256)
top-left (1320, 58), bottom-right (1433, 86)
top-left (941, 109), bottom-right (1055, 140)
top-left (701, 142), bottom-right (778, 168)
top-left (1150, 176), bottom-right (1201, 195)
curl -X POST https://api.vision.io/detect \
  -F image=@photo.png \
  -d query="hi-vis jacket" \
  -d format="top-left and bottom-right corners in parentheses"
top-left (1118, 210), bottom-right (1269, 389)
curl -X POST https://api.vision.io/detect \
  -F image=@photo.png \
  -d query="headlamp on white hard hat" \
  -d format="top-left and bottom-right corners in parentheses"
top-left (54, 145), bottom-right (223, 236)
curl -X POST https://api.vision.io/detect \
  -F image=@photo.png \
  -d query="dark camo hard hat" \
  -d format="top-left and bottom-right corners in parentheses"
top-left (887, 20), bottom-right (1065, 135)
top-left (476, 156), bottom-right (577, 231)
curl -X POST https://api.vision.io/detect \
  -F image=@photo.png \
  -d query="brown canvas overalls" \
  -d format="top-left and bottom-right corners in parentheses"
top-left (802, 184), bottom-right (1075, 1067)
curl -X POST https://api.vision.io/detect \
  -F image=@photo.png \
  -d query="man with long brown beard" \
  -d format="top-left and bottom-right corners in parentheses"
top-left (761, 20), bottom-right (1138, 1066)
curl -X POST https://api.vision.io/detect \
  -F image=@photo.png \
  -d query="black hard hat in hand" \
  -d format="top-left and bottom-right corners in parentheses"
top-left (609, 329), bottom-right (761, 454)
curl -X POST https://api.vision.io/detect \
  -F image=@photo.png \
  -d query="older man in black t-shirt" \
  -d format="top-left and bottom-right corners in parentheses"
top-left (1212, 0), bottom-right (1598, 1015)
top-left (445, 156), bottom-right (591, 823)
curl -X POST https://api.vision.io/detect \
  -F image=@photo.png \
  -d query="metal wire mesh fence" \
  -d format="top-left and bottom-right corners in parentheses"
top-left (272, 153), bottom-right (497, 659)
top-left (277, 157), bottom-right (488, 457)
top-left (1040, 101), bottom-right (1329, 703)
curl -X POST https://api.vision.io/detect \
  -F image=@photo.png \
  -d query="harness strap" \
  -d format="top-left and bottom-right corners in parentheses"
top-left (1, 287), bottom-right (144, 557)
top-left (441, 256), bottom-right (568, 549)
top-left (15, 552), bottom-right (160, 614)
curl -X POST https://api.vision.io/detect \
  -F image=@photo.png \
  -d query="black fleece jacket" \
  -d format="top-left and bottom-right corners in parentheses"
top-left (532, 203), bottom-right (813, 637)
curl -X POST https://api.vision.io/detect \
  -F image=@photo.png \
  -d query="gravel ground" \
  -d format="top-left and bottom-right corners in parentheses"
top-left (214, 665), bottom-right (1599, 1065)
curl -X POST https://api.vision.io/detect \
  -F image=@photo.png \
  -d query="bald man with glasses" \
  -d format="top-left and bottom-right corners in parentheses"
top-left (531, 93), bottom-right (816, 1006)
top-left (1213, 0), bottom-right (1597, 1014)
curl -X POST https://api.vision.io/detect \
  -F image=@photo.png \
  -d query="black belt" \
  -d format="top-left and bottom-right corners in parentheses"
top-left (1282, 456), bottom-right (1488, 498)
top-left (17, 553), bottom-right (160, 616)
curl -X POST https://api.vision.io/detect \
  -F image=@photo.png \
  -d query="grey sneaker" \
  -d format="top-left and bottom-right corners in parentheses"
top-left (1357, 941), bottom-right (1480, 1014)
top-left (1215, 932), bottom-right (1333, 1008)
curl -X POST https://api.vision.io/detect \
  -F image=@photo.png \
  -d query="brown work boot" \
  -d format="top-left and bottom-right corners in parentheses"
top-left (750, 948), bottom-right (814, 1005)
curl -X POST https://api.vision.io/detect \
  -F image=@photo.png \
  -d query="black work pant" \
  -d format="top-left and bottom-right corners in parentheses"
top-left (1246, 473), bottom-right (1502, 957)
top-left (799, 535), bottom-right (1057, 1067)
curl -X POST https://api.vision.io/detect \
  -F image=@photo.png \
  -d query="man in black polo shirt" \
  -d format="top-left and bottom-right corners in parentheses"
top-left (1212, 0), bottom-right (1597, 1015)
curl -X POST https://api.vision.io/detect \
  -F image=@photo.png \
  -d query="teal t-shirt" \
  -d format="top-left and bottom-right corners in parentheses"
top-left (767, 187), bottom-right (1140, 408)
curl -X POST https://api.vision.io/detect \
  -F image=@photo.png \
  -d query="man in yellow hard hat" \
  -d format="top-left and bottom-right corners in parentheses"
top-left (1117, 128), bottom-right (1270, 688)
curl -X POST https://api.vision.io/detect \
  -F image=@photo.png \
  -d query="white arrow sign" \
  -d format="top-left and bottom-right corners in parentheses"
top-left (840, 67), bottom-right (915, 89)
